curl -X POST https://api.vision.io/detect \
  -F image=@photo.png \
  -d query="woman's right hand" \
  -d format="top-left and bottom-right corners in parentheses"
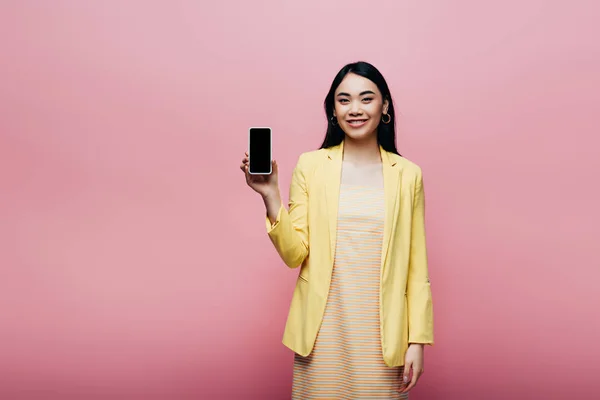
top-left (240, 152), bottom-right (280, 199)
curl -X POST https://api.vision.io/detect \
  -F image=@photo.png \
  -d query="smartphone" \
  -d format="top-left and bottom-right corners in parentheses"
top-left (248, 127), bottom-right (272, 175)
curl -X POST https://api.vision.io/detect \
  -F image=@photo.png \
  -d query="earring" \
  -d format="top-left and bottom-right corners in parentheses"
top-left (330, 115), bottom-right (338, 126)
top-left (381, 113), bottom-right (391, 124)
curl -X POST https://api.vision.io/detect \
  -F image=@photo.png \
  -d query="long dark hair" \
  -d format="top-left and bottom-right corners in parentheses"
top-left (320, 61), bottom-right (400, 155)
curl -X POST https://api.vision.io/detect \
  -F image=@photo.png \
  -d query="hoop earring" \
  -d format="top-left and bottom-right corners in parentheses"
top-left (381, 113), bottom-right (391, 124)
top-left (330, 116), bottom-right (338, 126)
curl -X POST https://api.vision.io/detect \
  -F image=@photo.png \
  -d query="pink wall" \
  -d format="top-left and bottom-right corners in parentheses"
top-left (1, 1), bottom-right (598, 399)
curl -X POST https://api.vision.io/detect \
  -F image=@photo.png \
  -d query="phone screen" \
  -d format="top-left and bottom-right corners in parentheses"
top-left (249, 127), bottom-right (272, 174)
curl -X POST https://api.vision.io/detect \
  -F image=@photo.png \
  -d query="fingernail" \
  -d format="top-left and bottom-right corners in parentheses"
top-left (403, 376), bottom-right (409, 383)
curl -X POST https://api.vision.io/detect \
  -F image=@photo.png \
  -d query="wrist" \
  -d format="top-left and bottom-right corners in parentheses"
top-left (262, 188), bottom-right (281, 201)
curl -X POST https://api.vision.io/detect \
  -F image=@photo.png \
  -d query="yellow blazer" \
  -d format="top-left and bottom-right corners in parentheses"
top-left (266, 142), bottom-right (434, 367)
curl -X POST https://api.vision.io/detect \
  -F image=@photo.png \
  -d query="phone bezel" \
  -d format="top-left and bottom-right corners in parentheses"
top-left (248, 127), bottom-right (272, 175)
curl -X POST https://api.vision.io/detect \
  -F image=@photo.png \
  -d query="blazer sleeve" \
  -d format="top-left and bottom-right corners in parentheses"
top-left (265, 154), bottom-right (309, 268)
top-left (406, 169), bottom-right (435, 345)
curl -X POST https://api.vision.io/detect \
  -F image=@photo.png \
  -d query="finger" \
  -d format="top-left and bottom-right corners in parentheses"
top-left (403, 369), bottom-right (421, 393)
top-left (399, 364), bottom-right (412, 393)
top-left (272, 159), bottom-right (278, 174)
top-left (245, 151), bottom-right (248, 156)
top-left (245, 166), bottom-right (254, 183)
top-left (402, 364), bottom-right (411, 386)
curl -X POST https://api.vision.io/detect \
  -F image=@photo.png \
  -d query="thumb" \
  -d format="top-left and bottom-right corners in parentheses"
top-left (403, 363), bottom-right (411, 384)
top-left (272, 159), bottom-right (278, 174)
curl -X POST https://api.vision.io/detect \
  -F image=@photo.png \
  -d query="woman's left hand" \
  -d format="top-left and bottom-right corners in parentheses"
top-left (399, 343), bottom-right (424, 393)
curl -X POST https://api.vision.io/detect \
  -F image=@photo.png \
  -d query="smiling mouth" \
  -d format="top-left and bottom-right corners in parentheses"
top-left (348, 119), bottom-right (368, 125)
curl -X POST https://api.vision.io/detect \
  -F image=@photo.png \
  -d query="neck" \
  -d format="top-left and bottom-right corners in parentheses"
top-left (342, 135), bottom-right (381, 164)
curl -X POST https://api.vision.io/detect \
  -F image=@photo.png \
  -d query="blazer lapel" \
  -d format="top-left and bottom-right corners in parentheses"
top-left (380, 147), bottom-right (401, 270)
top-left (324, 143), bottom-right (343, 262)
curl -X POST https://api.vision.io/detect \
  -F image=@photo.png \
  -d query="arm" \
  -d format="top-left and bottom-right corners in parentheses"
top-left (265, 155), bottom-right (309, 268)
top-left (406, 169), bottom-right (434, 346)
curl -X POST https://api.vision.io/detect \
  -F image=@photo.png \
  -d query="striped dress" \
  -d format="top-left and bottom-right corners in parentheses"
top-left (292, 160), bottom-right (407, 399)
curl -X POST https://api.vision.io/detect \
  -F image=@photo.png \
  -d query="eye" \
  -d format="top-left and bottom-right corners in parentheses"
top-left (338, 99), bottom-right (349, 104)
top-left (362, 98), bottom-right (373, 102)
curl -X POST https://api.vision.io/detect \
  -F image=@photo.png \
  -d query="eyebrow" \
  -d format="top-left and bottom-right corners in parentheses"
top-left (336, 90), bottom-right (376, 97)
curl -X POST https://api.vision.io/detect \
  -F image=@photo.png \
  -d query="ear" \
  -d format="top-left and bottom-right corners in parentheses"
top-left (383, 98), bottom-right (389, 114)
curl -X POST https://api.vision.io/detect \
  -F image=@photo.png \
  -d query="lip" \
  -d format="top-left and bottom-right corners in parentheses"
top-left (346, 119), bottom-right (368, 128)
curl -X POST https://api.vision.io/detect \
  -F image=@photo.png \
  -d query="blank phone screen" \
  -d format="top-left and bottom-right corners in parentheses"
top-left (249, 128), bottom-right (272, 174)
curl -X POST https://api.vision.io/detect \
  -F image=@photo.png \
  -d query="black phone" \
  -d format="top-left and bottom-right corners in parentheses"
top-left (248, 127), bottom-right (272, 175)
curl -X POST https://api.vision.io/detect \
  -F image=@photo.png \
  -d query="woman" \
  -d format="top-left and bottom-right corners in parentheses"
top-left (240, 61), bottom-right (434, 398)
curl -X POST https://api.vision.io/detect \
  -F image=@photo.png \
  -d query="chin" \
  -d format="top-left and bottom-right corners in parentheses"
top-left (345, 133), bottom-right (372, 141)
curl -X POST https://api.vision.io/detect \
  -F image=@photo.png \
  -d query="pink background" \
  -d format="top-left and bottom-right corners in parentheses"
top-left (1, 1), bottom-right (599, 399)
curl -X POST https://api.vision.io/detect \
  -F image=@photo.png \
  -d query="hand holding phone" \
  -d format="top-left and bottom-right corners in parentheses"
top-left (240, 127), bottom-right (279, 198)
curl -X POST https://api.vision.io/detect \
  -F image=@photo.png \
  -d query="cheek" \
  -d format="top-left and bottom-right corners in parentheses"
top-left (366, 103), bottom-right (383, 116)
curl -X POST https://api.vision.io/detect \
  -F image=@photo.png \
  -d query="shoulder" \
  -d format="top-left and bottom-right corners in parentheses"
top-left (294, 148), bottom-right (329, 170)
top-left (388, 152), bottom-right (424, 182)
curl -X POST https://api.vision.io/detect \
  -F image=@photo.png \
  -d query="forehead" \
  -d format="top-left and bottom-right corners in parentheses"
top-left (335, 73), bottom-right (380, 95)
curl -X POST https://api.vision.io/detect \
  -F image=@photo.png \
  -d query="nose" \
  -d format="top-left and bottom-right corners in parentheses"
top-left (349, 101), bottom-right (363, 115)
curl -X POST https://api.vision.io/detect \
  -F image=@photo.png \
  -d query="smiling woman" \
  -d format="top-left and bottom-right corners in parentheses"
top-left (241, 61), bottom-right (434, 399)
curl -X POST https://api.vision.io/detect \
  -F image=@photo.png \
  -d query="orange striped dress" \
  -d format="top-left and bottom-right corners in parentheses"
top-left (292, 161), bottom-right (407, 399)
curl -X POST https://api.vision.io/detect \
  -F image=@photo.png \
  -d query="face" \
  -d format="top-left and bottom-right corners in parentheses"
top-left (333, 73), bottom-right (389, 142)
